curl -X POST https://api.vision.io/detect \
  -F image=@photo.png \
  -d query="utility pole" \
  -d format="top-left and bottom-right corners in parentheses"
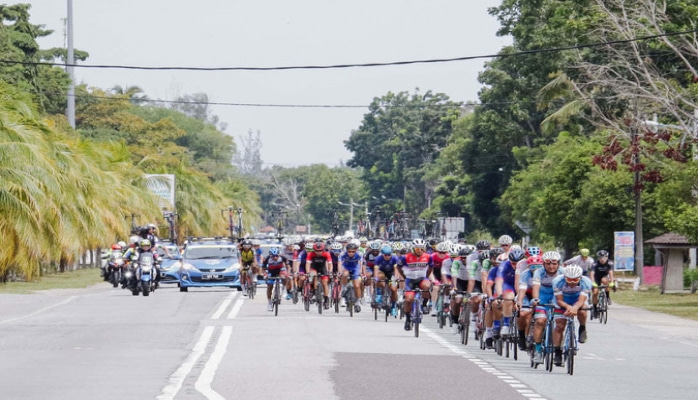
top-left (632, 108), bottom-right (644, 285)
top-left (66, 0), bottom-right (75, 128)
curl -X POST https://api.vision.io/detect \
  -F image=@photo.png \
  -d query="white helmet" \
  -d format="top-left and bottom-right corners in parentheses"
top-left (411, 238), bottom-right (426, 249)
top-left (435, 242), bottom-right (450, 253)
top-left (330, 242), bottom-right (343, 251)
top-left (510, 244), bottom-right (522, 251)
top-left (563, 265), bottom-right (583, 279)
top-left (498, 235), bottom-right (513, 245)
top-left (449, 244), bottom-right (461, 256)
top-left (542, 251), bottom-right (562, 261)
top-left (117, 241), bottom-right (127, 248)
top-left (350, 239), bottom-right (361, 247)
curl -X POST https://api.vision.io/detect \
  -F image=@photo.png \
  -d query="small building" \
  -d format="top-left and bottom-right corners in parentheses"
top-left (645, 232), bottom-right (696, 293)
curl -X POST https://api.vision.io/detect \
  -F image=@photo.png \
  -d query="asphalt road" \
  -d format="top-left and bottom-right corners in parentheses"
top-left (1, 281), bottom-right (696, 400)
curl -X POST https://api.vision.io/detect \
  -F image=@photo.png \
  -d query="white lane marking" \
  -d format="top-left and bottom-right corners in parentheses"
top-left (0, 296), bottom-right (76, 325)
top-left (195, 326), bottom-right (233, 400)
top-left (227, 299), bottom-right (244, 319)
top-left (211, 293), bottom-right (237, 320)
top-left (422, 326), bottom-right (545, 399)
top-left (157, 326), bottom-right (216, 400)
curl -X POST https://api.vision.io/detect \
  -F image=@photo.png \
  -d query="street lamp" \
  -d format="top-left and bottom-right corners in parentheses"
top-left (338, 198), bottom-right (361, 234)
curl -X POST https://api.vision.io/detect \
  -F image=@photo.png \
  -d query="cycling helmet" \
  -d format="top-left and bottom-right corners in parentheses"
top-left (251, 239), bottom-right (262, 246)
top-left (475, 240), bottom-right (491, 250)
top-left (498, 235), bottom-right (513, 245)
top-left (369, 241), bottom-right (382, 251)
top-left (111, 244), bottom-right (122, 250)
top-left (330, 242), bottom-right (343, 251)
top-left (346, 243), bottom-right (359, 251)
top-left (478, 250), bottom-right (490, 261)
top-left (350, 238), bottom-right (361, 247)
top-left (580, 248), bottom-right (590, 257)
top-left (283, 237), bottom-right (294, 246)
top-left (293, 244), bottom-right (300, 251)
top-left (449, 244), bottom-right (461, 257)
top-left (464, 245), bottom-right (477, 253)
top-left (241, 239), bottom-right (252, 248)
top-left (312, 242), bottom-right (325, 252)
top-left (511, 244), bottom-right (522, 251)
top-left (139, 239), bottom-right (151, 248)
top-left (435, 242), bottom-right (450, 253)
top-left (269, 247), bottom-right (280, 256)
top-left (489, 247), bottom-right (505, 259)
top-left (391, 241), bottom-right (404, 252)
top-left (542, 251), bottom-right (562, 261)
top-left (458, 245), bottom-right (472, 257)
top-left (563, 265), bottom-right (583, 279)
top-left (527, 255), bottom-right (543, 270)
top-left (359, 236), bottom-right (368, 243)
top-left (508, 248), bottom-right (526, 263)
top-left (380, 245), bottom-right (393, 255)
top-left (117, 241), bottom-right (127, 248)
top-left (428, 239), bottom-right (438, 247)
top-left (411, 238), bottom-right (427, 249)
top-left (597, 250), bottom-right (609, 258)
top-left (526, 246), bottom-right (541, 257)
top-left (146, 223), bottom-right (157, 230)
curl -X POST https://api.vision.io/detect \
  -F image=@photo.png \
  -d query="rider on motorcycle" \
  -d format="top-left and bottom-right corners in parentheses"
top-left (123, 239), bottom-right (161, 290)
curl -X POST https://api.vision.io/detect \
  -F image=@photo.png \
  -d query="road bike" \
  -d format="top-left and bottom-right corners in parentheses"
top-left (409, 287), bottom-right (431, 338)
top-left (562, 314), bottom-right (581, 375)
top-left (270, 276), bottom-right (283, 316)
top-left (454, 291), bottom-right (471, 345)
top-left (330, 274), bottom-right (342, 313)
top-left (435, 284), bottom-right (453, 330)
top-left (345, 282), bottom-right (358, 318)
top-left (302, 277), bottom-right (312, 312)
top-left (596, 284), bottom-right (609, 324)
top-left (531, 303), bottom-right (556, 372)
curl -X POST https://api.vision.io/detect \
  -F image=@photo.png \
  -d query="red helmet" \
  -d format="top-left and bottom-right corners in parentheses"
top-left (312, 242), bottom-right (325, 252)
top-left (527, 255), bottom-right (543, 266)
top-left (111, 244), bottom-right (122, 250)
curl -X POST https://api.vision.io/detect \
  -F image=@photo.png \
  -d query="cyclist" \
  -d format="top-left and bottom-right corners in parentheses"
top-left (329, 241), bottom-right (344, 276)
top-left (363, 241), bottom-right (382, 304)
top-left (498, 235), bottom-right (514, 260)
top-left (358, 237), bottom-right (369, 255)
top-left (590, 250), bottom-right (615, 316)
top-left (465, 240), bottom-right (490, 322)
top-left (429, 242), bottom-right (452, 316)
top-left (252, 239), bottom-right (264, 265)
top-left (483, 247), bottom-right (505, 348)
top-left (552, 265), bottom-right (592, 365)
top-left (374, 245), bottom-right (399, 314)
top-left (531, 251), bottom-right (564, 365)
top-left (263, 247), bottom-right (289, 311)
top-left (239, 239), bottom-right (257, 295)
top-left (563, 248), bottom-right (594, 276)
top-left (397, 238), bottom-right (432, 331)
top-left (449, 245), bottom-right (472, 322)
top-left (516, 255), bottom-right (543, 351)
top-left (339, 242), bottom-right (363, 312)
top-left (305, 241), bottom-right (333, 309)
top-left (496, 247), bottom-right (525, 337)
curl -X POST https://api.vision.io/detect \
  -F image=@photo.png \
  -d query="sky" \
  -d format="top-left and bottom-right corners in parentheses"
top-left (23, 0), bottom-right (510, 167)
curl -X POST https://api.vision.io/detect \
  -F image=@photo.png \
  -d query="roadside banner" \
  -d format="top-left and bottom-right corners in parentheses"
top-left (613, 231), bottom-right (635, 271)
top-left (145, 174), bottom-right (176, 210)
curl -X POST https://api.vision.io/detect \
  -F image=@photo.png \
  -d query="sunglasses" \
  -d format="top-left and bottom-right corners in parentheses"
top-left (544, 261), bottom-right (559, 265)
top-left (501, 244), bottom-right (510, 247)
top-left (346, 250), bottom-right (356, 254)
top-left (565, 277), bottom-right (581, 284)
top-left (530, 264), bottom-right (543, 269)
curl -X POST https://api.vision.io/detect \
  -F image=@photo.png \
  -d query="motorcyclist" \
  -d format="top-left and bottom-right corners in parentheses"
top-left (123, 239), bottom-right (161, 291)
top-left (102, 243), bottom-right (125, 283)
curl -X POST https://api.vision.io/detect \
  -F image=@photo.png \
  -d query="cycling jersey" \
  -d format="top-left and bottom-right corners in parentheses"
top-left (263, 255), bottom-right (288, 271)
top-left (553, 275), bottom-right (592, 307)
top-left (517, 268), bottom-right (535, 306)
top-left (515, 259), bottom-right (528, 275)
top-left (374, 254), bottom-right (398, 273)
top-left (451, 259), bottom-right (469, 281)
top-left (465, 253), bottom-right (480, 281)
top-left (564, 255), bottom-right (594, 276)
top-left (496, 260), bottom-right (516, 293)
top-left (398, 252), bottom-right (430, 280)
top-left (441, 258), bottom-right (453, 278)
top-left (340, 251), bottom-right (363, 280)
top-left (240, 249), bottom-right (255, 266)
top-left (532, 268), bottom-right (563, 304)
top-left (364, 251), bottom-right (380, 269)
top-left (590, 260), bottom-right (614, 285)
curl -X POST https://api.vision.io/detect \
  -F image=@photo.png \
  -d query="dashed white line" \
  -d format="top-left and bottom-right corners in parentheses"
top-left (422, 326), bottom-right (545, 399)
top-left (157, 326), bottom-right (216, 400)
top-left (227, 299), bottom-right (244, 319)
top-left (195, 326), bottom-right (233, 400)
top-left (211, 292), bottom-right (237, 320)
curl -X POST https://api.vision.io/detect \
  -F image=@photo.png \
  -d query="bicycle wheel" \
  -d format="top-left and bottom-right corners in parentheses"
top-left (303, 283), bottom-right (310, 312)
top-left (462, 307), bottom-right (471, 346)
top-left (347, 287), bottom-right (355, 318)
top-left (513, 337), bottom-right (518, 360)
top-left (273, 282), bottom-right (280, 317)
top-left (316, 283), bottom-right (323, 315)
top-left (567, 348), bottom-right (575, 375)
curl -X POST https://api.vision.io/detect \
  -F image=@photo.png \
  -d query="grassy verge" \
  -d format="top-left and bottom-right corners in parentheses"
top-left (0, 268), bottom-right (103, 294)
top-left (613, 285), bottom-right (698, 321)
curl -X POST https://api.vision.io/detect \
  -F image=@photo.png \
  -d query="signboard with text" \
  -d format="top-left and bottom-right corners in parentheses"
top-left (613, 231), bottom-right (635, 271)
top-left (145, 174), bottom-right (176, 210)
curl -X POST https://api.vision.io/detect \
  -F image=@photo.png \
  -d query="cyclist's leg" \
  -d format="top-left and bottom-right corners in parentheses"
top-left (501, 288), bottom-right (515, 335)
top-left (532, 307), bottom-right (547, 362)
top-left (553, 309), bottom-right (566, 364)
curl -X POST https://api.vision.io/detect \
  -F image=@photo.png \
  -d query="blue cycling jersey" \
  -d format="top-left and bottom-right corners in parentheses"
top-left (533, 268), bottom-right (563, 304)
top-left (339, 251), bottom-right (362, 270)
top-left (496, 260), bottom-right (516, 287)
top-left (373, 254), bottom-right (399, 272)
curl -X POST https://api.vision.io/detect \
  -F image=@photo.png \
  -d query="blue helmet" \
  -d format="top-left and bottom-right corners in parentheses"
top-left (380, 245), bottom-right (392, 255)
top-left (269, 247), bottom-right (280, 256)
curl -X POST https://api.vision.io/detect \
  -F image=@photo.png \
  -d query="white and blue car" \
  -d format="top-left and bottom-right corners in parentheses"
top-left (178, 239), bottom-right (241, 292)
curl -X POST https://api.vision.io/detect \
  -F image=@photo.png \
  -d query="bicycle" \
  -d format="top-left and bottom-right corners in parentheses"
top-left (453, 291), bottom-right (471, 345)
top-left (531, 303), bottom-right (556, 372)
top-left (345, 281), bottom-right (358, 318)
top-left (270, 276), bottom-right (284, 316)
top-left (330, 274), bottom-right (342, 314)
top-left (504, 308), bottom-right (519, 360)
top-left (242, 266), bottom-right (255, 299)
top-left (436, 284), bottom-right (454, 330)
top-left (314, 274), bottom-right (327, 315)
top-left (562, 314), bottom-right (580, 375)
top-left (596, 284), bottom-right (609, 324)
top-left (409, 287), bottom-right (430, 338)
top-left (289, 273), bottom-right (300, 305)
top-left (302, 277), bottom-right (313, 312)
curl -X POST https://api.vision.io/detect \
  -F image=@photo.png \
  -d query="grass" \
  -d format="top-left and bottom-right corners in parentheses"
top-left (613, 285), bottom-right (698, 321)
top-left (0, 268), bottom-right (104, 294)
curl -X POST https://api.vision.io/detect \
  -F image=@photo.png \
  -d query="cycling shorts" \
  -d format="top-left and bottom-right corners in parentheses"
top-left (593, 272), bottom-right (610, 286)
top-left (456, 280), bottom-right (468, 292)
top-left (471, 281), bottom-right (483, 294)
top-left (502, 282), bottom-right (516, 294)
top-left (266, 268), bottom-right (286, 284)
top-left (405, 277), bottom-right (429, 292)
top-left (433, 267), bottom-right (443, 282)
top-left (344, 265), bottom-right (361, 280)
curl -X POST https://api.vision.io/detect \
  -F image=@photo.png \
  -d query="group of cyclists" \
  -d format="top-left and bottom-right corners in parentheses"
top-left (250, 233), bottom-right (617, 368)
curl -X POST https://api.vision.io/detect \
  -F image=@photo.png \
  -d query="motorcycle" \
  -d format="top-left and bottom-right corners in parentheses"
top-left (107, 252), bottom-right (126, 288)
top-left (131, 252), bottom-right (157, 296)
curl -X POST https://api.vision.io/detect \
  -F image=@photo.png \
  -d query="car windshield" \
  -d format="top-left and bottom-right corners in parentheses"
top-left (184, 246), bottom-right (238, 260)
top-left (156, 246), bottom-right (177, 257)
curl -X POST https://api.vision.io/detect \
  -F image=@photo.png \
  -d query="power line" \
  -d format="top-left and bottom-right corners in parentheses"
top-left (2, 29), bottom-right (696, 72)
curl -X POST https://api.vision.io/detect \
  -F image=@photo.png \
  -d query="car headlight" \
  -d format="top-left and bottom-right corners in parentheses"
top-left (182, 263), bottom-right (200, 272)
top-left (223, 263), bottom-right (240, 273)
